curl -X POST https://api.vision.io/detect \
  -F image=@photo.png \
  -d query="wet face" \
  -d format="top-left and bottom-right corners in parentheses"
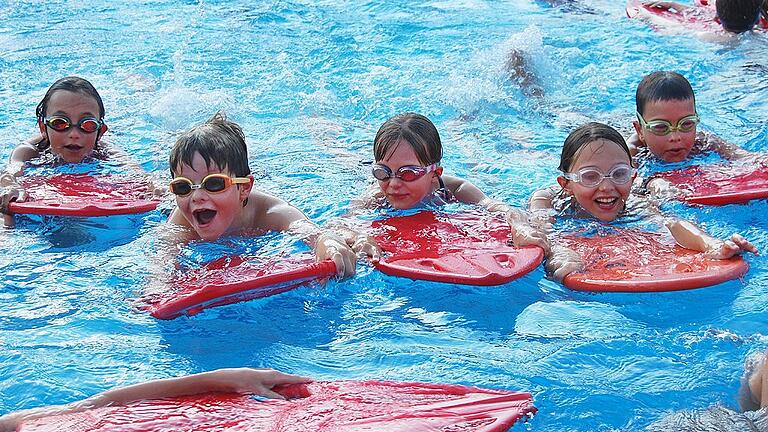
top-left (376, 140), bottom-right (439, 210)
top-left (633, 98), bottom-right (697, 163)
top-left (172, 152), bottom-right (252, 240)
top-left (558, 139), bottom-right (634, 222)
top-left (37, 90), bottom-right (105, 163)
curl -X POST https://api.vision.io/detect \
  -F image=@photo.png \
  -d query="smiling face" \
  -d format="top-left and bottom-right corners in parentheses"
top-left (37, 90), bottom-right (105, 163)
top-left (558, 139), bottom-right (635, 222)
top-left (172, 152), bottom-right (253, 240)
top-left (376, 140), bottom-right (441, 209)
top-left (633, 98), bottom-right (697, 163)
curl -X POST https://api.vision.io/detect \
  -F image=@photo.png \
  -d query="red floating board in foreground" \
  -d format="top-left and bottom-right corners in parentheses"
top-left (658, 163), bottom-right (768, 206)
top-left (371, 211), bottom-right (544, 286)
top-left (18, 380), bottom-right (535, 432)
top-left (561, 228), bottom-right (748, 292)
top-left (144, 254), bottom-right (337, 319)
top-left (8, 174), bottom-right (160, 216)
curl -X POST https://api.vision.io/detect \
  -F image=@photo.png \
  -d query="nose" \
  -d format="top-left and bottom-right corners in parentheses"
top-left (384, 177), bottom-right (403, 190)
top-left (668, 130), bottom-right (682, 141)
top-left (597, 177), bottom-right (613, 190)
top-left (189, 186), bottom-right (210, 201)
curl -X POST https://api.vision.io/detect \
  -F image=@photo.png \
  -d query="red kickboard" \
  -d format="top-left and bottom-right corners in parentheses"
top-left (371, 211), bottom-right (544, 286)
top-left (144, 254), bottom-right (337, 319)
top-left (561, 228), bottom-right (748, 292)
top-left (8, 174), bottom-right (160, 216)
top-left (18, 380), bottom-right (536, 432)
top-left (658, 164), bottom-right (768, 206)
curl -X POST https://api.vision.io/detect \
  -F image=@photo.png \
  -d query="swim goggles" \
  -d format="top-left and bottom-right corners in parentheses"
top-left (636, 112), bottom-right (700, 136)
top-left (372, 163), bottom-right (438, 182)
top-left (563, 164), bottom-right (635, 188)
top-left (169, 174), bottom-right (250, 196)
top-left (43, 116), bottom-right (103, 134)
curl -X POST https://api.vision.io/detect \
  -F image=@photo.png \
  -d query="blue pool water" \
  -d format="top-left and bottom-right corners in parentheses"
top-left (1, 0), bottom-right (767, 430)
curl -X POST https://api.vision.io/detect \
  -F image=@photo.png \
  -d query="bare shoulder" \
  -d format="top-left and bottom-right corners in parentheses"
top-left (243, 188), bottom-right (307, 232)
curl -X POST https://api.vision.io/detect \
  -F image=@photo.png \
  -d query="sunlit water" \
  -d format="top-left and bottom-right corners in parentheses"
top-left (1, 0), bottom-right (767, 430)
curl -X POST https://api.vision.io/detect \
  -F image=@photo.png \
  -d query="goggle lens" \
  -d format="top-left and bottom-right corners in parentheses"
top-left (639, 114), bottom-right (700, 136)
top-left (169, 175), bottom-right (247, 196)
top-left (566, 165), bottom-right (634, 188)
top-left (44, 116), bottom-right (102, 134)
top-left (372, 164), bottom-right (436, 182)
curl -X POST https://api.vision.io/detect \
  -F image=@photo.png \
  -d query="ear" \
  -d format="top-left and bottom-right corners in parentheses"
top-left (37, 118), bottom-right (46, 136)
top-left (632, 120), bottom-right (645, 144)
top-left (434, 166), bottom-right (444, 177)
top-left (99, 123), bottom-right (108, 136)
top-left (556, 175), bottom-right (569, 191)
top-left (239, 175), bottom-right (254, 203)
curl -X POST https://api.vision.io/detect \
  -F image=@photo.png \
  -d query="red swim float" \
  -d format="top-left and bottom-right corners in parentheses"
top-left (18, 380), bottom-right (536, 432)
top-left (371, 211), bottom-right (544, 286)
top-left (8, 174), bottom-right (160, 216)
top-left (561, 228), bottom-right (748, 292)
top-left (657, 163), bottom-right (768, 206)
top-left (144, 254), bottom-right (337, 319)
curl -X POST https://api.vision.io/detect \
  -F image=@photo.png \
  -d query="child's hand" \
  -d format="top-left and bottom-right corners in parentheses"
top-left (224, 368), bottom-right (313, 400)
top-left (545, 245), bottom-right (584, 282)
top-left (0, 183), bottom-right (28, 214)
top-left (315, 232), bottom-right (357, 279)
top-left (508, 222), bottom-right (550, 254)
top-left (648, 178), bottom-right (689, 199)
top-left (705, 234), bottom-right (759, 259)
top-left (351, 234), bottom-right (381, 263)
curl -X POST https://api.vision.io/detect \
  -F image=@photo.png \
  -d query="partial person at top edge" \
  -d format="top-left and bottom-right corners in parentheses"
top-left (639, 0), bottom-right (767, 38)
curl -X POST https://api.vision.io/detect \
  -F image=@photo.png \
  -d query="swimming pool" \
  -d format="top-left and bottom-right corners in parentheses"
top-left (1, 0), bottom-right (767, 430)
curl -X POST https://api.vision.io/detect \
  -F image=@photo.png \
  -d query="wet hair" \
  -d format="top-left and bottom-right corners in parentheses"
top-left (559, 122), bottom-right (632, 172)
top-left (373, 113), bottom-right (442, 166)
top-left (35, 76), bottom-right (105, 120)
top-left (716, 0), bottom-right (762, 33)
top-left (169, 112), bottom-right (251, 178)
top-left (635, 71), bottom-right (695, 116)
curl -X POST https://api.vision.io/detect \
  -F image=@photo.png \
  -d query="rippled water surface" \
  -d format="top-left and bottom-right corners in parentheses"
top-left (1, 1), bottom-right (767, 430)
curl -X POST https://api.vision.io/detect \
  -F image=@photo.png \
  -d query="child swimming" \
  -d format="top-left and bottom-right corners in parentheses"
top-left (0, 368), bottom-right (310, 431)
top-left (165, 113), bottom-right (357, 278)
top-left (0, 76), bottom-right (151, 226)
top-left (530, 122), bottom-right (757, 281)
top-left (348, 112), bottom-right (549, 253)
top-left (629, 71), bottom-right (754, 163)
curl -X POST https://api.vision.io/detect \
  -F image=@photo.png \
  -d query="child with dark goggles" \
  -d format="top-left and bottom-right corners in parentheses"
top-left (371, 163), bottom-right (438, 182)
top-left (169, 174), bottom-right (250, 196)
top-left (636, 112), bottom-right (700, 136)
top-left (563, 164), bottom-right (635, 188)
top-left (43, 116), bottom-right (103, 134)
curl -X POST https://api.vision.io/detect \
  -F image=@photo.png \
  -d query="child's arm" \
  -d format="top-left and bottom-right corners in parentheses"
top-left (666, 219), bottom-right (758, 258)
top-left (642, 1), bottom-right (691, 12)
top-left (545, 243), bottom-right (584, 282)
top-left (700, 133), bottom-right (754, 160)
top-left (0, 368), bottom-right (311, 432)
top-left (0, 138), bottom-right (42, 218)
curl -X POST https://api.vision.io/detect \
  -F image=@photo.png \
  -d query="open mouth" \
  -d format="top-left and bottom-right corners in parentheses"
top-left (63, 144), bottom-right (84, 151)
top-left (594, 197), bottom-right (619, 210)
top-left (193, 209), bottom-right (217, 225)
